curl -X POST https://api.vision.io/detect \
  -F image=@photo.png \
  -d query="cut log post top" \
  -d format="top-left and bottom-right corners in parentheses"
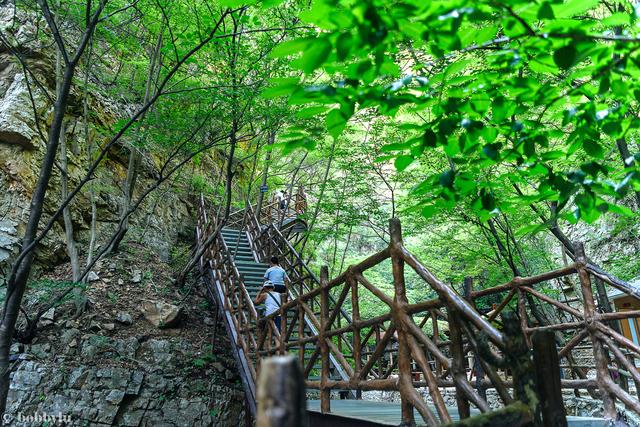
top-left (256, 355), bottom-right (309, 427)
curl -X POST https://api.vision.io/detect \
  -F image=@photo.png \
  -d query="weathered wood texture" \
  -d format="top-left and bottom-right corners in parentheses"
top-left (532, 330), bottom-right (567, 427)
top-left (256, 356), bottom-right (309, 427)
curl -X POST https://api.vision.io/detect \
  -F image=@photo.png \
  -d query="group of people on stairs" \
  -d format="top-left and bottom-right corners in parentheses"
top-left (253, 256), bottom-right (289, 332)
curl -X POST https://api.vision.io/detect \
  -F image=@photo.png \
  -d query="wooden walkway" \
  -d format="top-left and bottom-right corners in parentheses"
top-left (198, 194), bottom-right (640, 425)
top-left (307, 400), bottom-right (607, 427)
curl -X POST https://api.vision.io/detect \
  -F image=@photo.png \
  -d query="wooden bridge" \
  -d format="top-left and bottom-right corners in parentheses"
top-left (196, 192), bottom-right (640, 426)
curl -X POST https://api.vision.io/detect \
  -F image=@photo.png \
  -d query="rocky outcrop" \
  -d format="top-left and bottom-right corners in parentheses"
top-left (5, 241), bottom-right (245, 426)
top-left (0, 4), bottom-right (194, 273)
top-left (8, 342), bottom-right (244, 426)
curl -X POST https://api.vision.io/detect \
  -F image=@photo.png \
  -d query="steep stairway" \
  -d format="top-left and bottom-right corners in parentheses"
top-left (220, 228), bottom-right (268, 299)
top-left (220, 227), bottom-right (349, 390)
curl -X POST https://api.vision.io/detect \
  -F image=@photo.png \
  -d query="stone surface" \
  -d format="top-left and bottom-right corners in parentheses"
top-left (140, 300), bottom-right (181, 328)
top-left (0, 220), bottom-right (19, 263)
top-left (0, 7), bottom-right (238, 427)
top-left (131, 270), bottom-right (142, 283)
top-left (0, 3), bottom-right (193, 273)
top-left (7, 337), bottom-right (245, 426)
top-left (116, 312), bottom-right (133, 325)
top-left (42, 307), bottom-right (55, 320)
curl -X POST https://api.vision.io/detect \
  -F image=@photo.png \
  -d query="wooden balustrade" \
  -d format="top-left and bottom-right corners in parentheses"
top-left (197, 195), bottom-right (640, 425)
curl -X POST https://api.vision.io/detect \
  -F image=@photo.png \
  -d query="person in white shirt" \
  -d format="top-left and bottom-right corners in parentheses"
top-left (274, 190), bottom-right (284, 207)
top-left (254, 281), bottom-right (282, 331)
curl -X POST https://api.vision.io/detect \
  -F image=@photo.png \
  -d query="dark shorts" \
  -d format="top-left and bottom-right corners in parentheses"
top-left (258, 316), bottom-right (281, 332)
top-left (274, 284), bottom-right (286, 293)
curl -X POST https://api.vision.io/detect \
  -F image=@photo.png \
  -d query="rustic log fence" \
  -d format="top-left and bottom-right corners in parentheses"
top-left (197, 195), bottom-right (640, 425)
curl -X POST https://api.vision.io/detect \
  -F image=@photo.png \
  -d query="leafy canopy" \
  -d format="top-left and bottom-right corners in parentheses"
top-left (262, 0), bottom-right (640, 224)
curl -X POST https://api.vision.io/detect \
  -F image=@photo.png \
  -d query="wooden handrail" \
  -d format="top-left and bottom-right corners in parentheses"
top-left (198, 194), bottom-right (640, 425)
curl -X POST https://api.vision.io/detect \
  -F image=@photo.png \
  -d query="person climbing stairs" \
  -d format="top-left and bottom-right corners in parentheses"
top-left (219, 227), bottom-right (349, 391)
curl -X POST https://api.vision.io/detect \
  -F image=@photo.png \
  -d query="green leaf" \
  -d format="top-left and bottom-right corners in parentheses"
top-left (395, 155), bottom-right (414, 171)
top-left (583, 139), bottom-right (604, 158)
top-left (260, 0), bottom-right (285, 8)
top-left (336, 32), bottom-right (353, 61)
top-left (553, 45), bottom-right (577, 70)
top-left (601, 12), bottom-right (630, 27)
top-left (270, 39), bottom-right (310, 58)
top-left (296, 106), bottom-right (329, 119)
top-left (381, 140), bottom-right (415, 152)
top-left (529, 54), bottom-right (559, 74)
top-left (261, 78), bottom-right (299, 99)
top-left (607, 203), bottom-right (634, 216)
top-left (537, 1), bottom-right (555, 19)
top-left (482, 143), bottom-right (500, 160)
top-left (553, 0), bottom-right (599, 18)
top-left (421, 204), bottom-right (436, 218)
top-left (326, 109), bottom-right (347, 139)
top-left (298, 38), bottom-right (332, 74)
top-left (423, 129), bottom-right (437, 147)
top-left (220, 0), bottom-right (256, 6)
top-left (516, 223), bottom-right (549, 237)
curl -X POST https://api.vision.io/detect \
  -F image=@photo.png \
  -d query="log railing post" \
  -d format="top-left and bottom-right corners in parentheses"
top-left (449, 307), bottom-right (471, 419)
top-left (431, 310), bottom-right (441, 377)
top-left (319, 266), bottom-right (331, 413)
top-left (517, 287), bottom-right (531, 348)
top-left (575, 242), bottom-right (616, 419)
top-left (462, 277), bottom-right (487, 401)
top-left (375, 325), bottom-right (382, 377)
top-left (298, 305), bottom-right (305, 372)
top-left (532, 330), bottom-right (567, 427)
top-left (280, 293), bottom-right (288, 355)
top-left (349, 271), bottom-right (363, 399)
top-left (389, 219), bottom-right (416, 426)
top-left (256, 356), bottom-right (309, 427)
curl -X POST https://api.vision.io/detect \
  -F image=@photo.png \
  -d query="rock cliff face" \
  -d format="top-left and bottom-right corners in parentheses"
top-left (0, 6), bottom-right (243, 425)
top-left (6, 246), bottom-right (246, 426)
top-left (567, 213), bottom-right (640, 282)
top-left (0, 4), bottom-right (193, 272)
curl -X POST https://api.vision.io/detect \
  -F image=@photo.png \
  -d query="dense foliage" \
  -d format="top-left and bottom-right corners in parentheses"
top-left (2, 0), bottom-right (640, 383)
top-left (245, 0), bottom-right (640, 291)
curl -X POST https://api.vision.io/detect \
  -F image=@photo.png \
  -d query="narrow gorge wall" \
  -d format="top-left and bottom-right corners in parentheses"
top-left (0, 6), bottom-right (244, 425)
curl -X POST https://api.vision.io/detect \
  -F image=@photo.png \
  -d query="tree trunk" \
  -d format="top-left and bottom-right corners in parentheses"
top-left (109, 30), bottom-right (163, 253)
top-left (84, 39), bottom-right (97, 268)
top-left (60, 120), bottom-right (80, 281)
top-left (0, 61), bottom-right (77, 422)
top-left (299, 140), bottom-right (336, 254)
top-left (256, 129), bottom-right (275, 216)
top-left (55, 24), bottom-right (80, 282)
top-left (224, 121), bottom-right (238, 220)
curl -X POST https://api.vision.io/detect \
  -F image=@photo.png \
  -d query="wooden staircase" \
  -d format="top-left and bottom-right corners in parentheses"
top-left (220, 227), bottom-right (351, 390)
top-left (197, 195), bottom-right (640, 425)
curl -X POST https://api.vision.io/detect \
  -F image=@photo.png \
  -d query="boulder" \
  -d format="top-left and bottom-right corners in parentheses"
top-left (116, 312), bottom-right (133, 325)
top-left (0, 220), bottom-right (18, 263)
top-left (131, 270), bottom-right (142, 283)
top-left (87, 271), bottom-right (100, 282)
top-left (42, 307), bottom-right (54, 320)
top-left (140, 300), bottom-right (181, 328)
top-left (0, 73), bottom-right (38, 151)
